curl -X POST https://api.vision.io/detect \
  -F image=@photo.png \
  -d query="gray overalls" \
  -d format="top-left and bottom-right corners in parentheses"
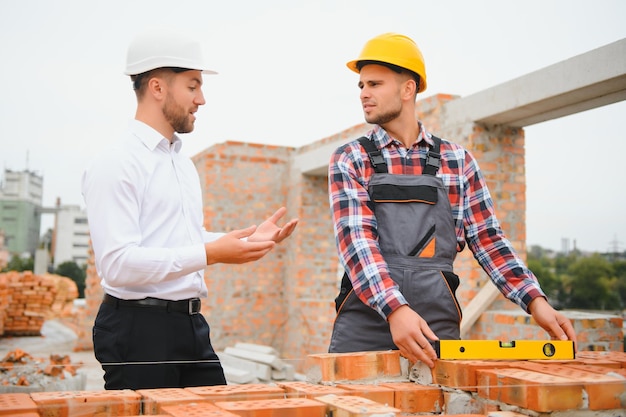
top-left (329, 136), bottom-right (462, 353)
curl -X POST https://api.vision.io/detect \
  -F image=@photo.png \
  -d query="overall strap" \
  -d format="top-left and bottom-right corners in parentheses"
top-left (423, 135), bottom-right (442, 176)
top-left (357, 136), bottom-right (388, 174)
top-left (358, 135), bottom-right (442, 176)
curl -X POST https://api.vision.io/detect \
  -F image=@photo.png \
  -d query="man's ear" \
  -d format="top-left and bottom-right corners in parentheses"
top-left (147, 77), bottom-right (166, 100)
top-left (401, 77), bottom-right (417, 101)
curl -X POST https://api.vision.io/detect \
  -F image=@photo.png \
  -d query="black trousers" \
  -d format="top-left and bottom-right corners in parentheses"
top-left (93, 299), bottom-right (226, 390)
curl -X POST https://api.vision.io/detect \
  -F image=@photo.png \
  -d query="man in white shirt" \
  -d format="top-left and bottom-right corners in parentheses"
top-left (82, 29), bottom-right (298, 390)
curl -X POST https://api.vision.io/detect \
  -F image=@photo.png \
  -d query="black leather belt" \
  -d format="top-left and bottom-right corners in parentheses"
top-left (103, 294), bottom-right (201, 315)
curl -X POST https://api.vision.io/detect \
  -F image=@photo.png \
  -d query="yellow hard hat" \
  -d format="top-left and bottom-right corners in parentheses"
top-left (347, 32), bottom-right (427, 93)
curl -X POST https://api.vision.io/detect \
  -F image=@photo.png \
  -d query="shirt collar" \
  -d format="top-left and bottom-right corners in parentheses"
top-left (370, 122), bottom-right (435, 149)
top-left (129, 119), bottom-right (183, 152)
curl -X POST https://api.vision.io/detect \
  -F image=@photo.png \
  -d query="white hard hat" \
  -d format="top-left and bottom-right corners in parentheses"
top-left (124, 29), bottom-right (217, 76)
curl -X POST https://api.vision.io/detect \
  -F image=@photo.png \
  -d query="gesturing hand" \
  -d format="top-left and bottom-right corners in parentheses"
top-left (248, 207), bottom-right (298, 244)
top-left (205, 226), bottom-right (276, 265)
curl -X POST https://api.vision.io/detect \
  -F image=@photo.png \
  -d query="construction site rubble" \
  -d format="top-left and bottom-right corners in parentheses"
top-left (0, 348), bottom-right (86, 393)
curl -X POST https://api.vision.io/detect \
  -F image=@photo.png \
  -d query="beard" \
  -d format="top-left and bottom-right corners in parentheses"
top-left (163, 93), bottom-right (195, 134)
top-left (364, 101), bottom-right (402, 126)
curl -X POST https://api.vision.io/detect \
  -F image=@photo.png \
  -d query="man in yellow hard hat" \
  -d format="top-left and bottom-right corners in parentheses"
top-left (328, 33), bottom-right (576, 367)
top-left (82, 28), bottom-right (298, 390)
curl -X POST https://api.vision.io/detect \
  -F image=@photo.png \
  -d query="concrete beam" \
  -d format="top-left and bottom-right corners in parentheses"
top-left (296, 38), bottom-right (626, 176)
top-left (444, 38), bottom-right (626, 128)
top-left (295, 141), bottom-right (343, 177)
top-left (295, 124), bottom-right (371, 176)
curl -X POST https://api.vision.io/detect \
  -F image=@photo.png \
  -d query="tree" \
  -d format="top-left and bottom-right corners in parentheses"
top-left (611, 260), bottom-right (626, 309)
top-left (526, 245), bottom-right (626, 311)
top-left (528, 245), bottom-right (555, 261)
top-left (1, 253), bottom-right (34, 272)
top-left (566, 254), bottom-right (620, 310)
top-left (553, 251), bottom-right (580, 276)
top-left (54, 261), bottom-right (86, 298)
top-left (528, 258), bottom-right (564, 308)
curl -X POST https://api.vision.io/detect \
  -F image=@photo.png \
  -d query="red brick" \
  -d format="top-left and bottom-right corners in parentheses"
top-left (433, 359), bottom-right (517, 391)
top-left (314, 394), bottom-right (400, 416)
top-left (308, 350), bottom-right (402, 382)
top-left (528, 356), bottom-right (621, 369)
top-left (512, 362), bottom-right (626, 410)
top-left (185, 384), bottom-right (285, 402)
top-left (380, 382), bottom-right (443, 413)
top-left (275, 381), bottom-right (349, 398)
top-left (566, 363), bottom-right (626, 378)
top-left (0, 393), bottom-right (38, 415)
top-left (571, 357), bottom-right (623, 368)
top-left (161, 401), bottom-right (241, 416)
top-left (214, 398), bottom-right (325, 417)
top-left (335, 383), bottom-right (394, 406)
top-left (136, 387), bottom-right (205, 414)
top-left (576, 350), bottom-right (626, 368)
top-left (30, 390), bottom-right (141, 417)
top-left (477, 368), bottom-right (583, 412)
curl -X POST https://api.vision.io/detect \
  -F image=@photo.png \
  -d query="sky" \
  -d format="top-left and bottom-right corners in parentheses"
top-left (0, 0), bottom-right (624, 253)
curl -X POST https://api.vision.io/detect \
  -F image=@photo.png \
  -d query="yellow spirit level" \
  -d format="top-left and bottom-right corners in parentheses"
top-left (433, 340), bottom-right (575, 360)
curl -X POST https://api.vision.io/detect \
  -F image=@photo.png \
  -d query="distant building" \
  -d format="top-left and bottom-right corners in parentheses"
top-left (0, 229), bottom-right (9, 268)
top-left (52, 203), bottom-right (89, 268)
top-left (0, 168), bottom-right (43, 257)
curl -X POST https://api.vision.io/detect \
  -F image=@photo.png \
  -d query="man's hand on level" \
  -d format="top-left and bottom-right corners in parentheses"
top-left (528, 297), bottom-right (577, 350)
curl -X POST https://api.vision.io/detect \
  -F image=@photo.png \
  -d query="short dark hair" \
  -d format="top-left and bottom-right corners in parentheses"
top-left (130, 67), bottom-right (191, 91)
top-left (356, 60), bottom-right (421, 89)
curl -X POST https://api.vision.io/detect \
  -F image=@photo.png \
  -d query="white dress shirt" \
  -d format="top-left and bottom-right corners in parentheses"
top-left (81, 120), bottom-right (222, 300)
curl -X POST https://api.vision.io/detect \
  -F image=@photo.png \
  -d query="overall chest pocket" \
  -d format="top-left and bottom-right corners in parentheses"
top-left (371, 184), bottom-right (438, 204)
top-left (370, 183), bottom-right (440, 256)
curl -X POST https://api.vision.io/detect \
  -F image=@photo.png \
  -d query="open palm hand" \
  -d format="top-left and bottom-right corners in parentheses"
top-left (247, 207), bottom-right (298, 244)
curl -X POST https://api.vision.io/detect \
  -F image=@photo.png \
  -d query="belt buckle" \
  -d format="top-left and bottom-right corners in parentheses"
top-left (189, 298), bottom-right (201, 315)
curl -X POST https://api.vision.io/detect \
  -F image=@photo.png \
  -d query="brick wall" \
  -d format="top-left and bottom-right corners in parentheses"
top-left (282, 172), bottom-right (338, 362)
top-left (2, 349), bottom-right (625, 415)
top-left (192, 142), bottom-right (294, 351)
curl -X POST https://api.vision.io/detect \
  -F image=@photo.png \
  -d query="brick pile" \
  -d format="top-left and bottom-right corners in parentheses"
top-left (65, 245), bottom-right (101, 352)
top-left (0, 274), bottom-right (8, 336)
top-left (0, 349), bottom-right (624, 415)
top-left (0, 271), bottom-right (78, 336)
top-left (48, 274), bottom-right (79, 319)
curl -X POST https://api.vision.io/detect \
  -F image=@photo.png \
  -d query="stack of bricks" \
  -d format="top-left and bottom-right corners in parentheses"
top-left (0, 273), bottom-right (8, 335)
top-left (0, 349), bottom-right (625, 415)
top-left (0, 271), bottom-right (78, 336)
top-left (66, 244), bottom-right (101, 351)
top-left (48, 274), bottom-right (79, 319)
top-left (83, 245), bottom-right (103, 315)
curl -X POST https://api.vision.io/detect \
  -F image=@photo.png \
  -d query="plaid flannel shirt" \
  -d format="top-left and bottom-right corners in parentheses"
top-left (328, 124), bottom-right (545, 320)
